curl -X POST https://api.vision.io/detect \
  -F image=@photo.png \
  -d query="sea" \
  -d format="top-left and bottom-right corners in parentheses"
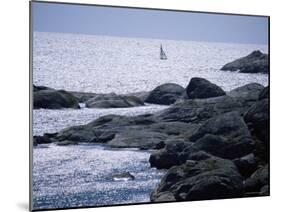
top-left (32, 31), bottom-right (268, 210)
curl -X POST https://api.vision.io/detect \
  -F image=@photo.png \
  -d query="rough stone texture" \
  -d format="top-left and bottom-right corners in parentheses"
top-left (145, 83), bottom-right (185, 105)
top-left (186, 77), bottom-right (226, 99)
top-left (243, 164), bottom-right (269, 194)
top-left (151, 157), bottom-right (243, 202)
top-left (258, 86), bottom-right (269, 100)
top-left (85, 93), bottom-right (144, 108)
top-left (34, 89), bottom-right (80, 109)
top-left (221, 50), bottom-right (269, 73)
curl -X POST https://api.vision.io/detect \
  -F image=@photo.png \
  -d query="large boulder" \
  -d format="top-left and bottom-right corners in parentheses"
top-left (145, 83), bottom-right (185, 105)
top-left (244, 99), bottom-right (269, 145)
top-left (149, 140), bottom-right (194, 169)
top-left (190, 111), bottom-right (251, 142)
top-left (221, 50), bottom-right (269, 74)
top-left (85, 93), bottom-right (144, 108)
top-left (107, 129), bottom-right (167, 149)
top-left (233, 153), bottom-right (258, 177)
top-left (70, 91), bottom-right (98, 103)
top-left (156, 95), bottom-right (249, 124)
top-left (243, 164), bottom-right (269, 195)
top-left (33, 89), bottom-right (80, 109)
top-left (258, 86), bottom-right (269, 100)
top-left (185, 77), bottom-right (226, 99)
top-left (193, 134), bottom-right (254, 160)
top-left (151, 157), bottom-right (244, 202)
top-left (228, 83), bottom-right (264, 101)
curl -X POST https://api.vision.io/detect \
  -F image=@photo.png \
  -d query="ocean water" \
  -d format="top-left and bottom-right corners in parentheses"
top-left (33, 32), bottom-right (268, 94)
top-left (32, 32), bottom-right (268, 209)
top-left (33, 144), bottom-right (165, 210)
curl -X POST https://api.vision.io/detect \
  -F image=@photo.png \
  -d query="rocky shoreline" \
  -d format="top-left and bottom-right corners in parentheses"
top-left (33, 74), bottom-right (269, 202)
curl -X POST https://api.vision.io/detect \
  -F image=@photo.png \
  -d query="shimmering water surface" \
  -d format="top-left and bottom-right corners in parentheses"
top-left (33, 144), bottom-right (165, 209)
top-left (34, 32), bottom-right (268, 93)
top-left (32, 32), bottom-right (268, 209)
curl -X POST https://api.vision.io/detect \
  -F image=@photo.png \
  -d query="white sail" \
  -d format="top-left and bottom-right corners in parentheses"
top-left (160, 44), bottom-right (167, 60)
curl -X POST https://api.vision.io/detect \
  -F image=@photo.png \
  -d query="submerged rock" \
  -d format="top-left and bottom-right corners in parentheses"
top-left (112, 172), bottom-right (135, 181)
top-left (185, 77), bottom-right (226, 99)
top-left (145, 83), bottom-right (185, 105)
top-left (221, 50), bottom-right (269, 74)
top-left (34, 89), bottom-right (80, 109)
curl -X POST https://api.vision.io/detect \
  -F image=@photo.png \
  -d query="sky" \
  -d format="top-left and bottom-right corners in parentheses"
top-left (32, 2), bottom-right (269, 44)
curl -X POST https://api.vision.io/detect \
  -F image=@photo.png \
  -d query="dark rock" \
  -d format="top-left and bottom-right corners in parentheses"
top-left (55, 140), bottom-right (78, 146)
top-left (221, 50), bottom-right (269, 74)
top-left (112, 172), bottom-right (135, 181)
top-left (156, 95), bottom-right (251, 124)
top-left (149, 140), bottom-right (193, 169)
top-left (244, 164), bottom-right (269, 193)
top-left (260, 185), bottom-right (269, 195)
top-left (70, 91), bottom-right (98, 103)
top-left (128, 91), bottom-right (150, 102)
top-left (233, 153), bottom-right (258, 177)
top-left (228, 83), bottom-right (264, 101)
top-left (151, 157), bottom-right (243, 202)
top-left (33, 135), bottom-right (52, 145)
top-left (190, 111), bottom-right (251, 142)
top-left (193, 134), bottom-right (255, 160)
top-left (85, 93), bottom-right (144, 108)
top-left (33, 84), bottom-right (53, 92)
top-left (34, 89), bottom-right (80, 109)
top-left (258, 86), bottom-right (269, 100)
top-left (145, 83), bottom-right (185, 105)
top-left (107, 130), bottom-right (167, 149)
top-left (244, 99), bottom-right (269, 145)
top-left (186, 77), bottom-right (226, 99)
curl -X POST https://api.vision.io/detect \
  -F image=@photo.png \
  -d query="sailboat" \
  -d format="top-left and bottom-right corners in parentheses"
top-left (160, 44), bottom-right (167, 60)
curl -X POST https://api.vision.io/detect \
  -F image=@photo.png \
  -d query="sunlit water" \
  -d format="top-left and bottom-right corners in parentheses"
top-left (33, 32), bottom-right (268, 94)
top-left (33, 144), bottom-right (165, 210)
top-left (32, 32), bottom-right (268, 209)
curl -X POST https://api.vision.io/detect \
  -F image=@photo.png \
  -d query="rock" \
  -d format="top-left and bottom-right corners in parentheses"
top-left (53, 114), bottom-right (174, 149)
top-left (221, 50), bottom-right (269, 74)
top-left (70, 91), bottom-right (98, 103)
top-left (149, 140), bottom-right (193, 169)
top-left (228, 83), bottom-right (264, 101)
top-left (233, 153), bottom-right (258, 177)
top-left (244, 164), bottom-right (269, 193)
top-left (260, 185), bottom-right (269, 195)
top-left (128, 91), bottom-right (150, 102)
top-left (186, 77), bottom-right (226, 99)
top-left (157, 95), bottom-right (248, 124)
top-left (107, 130), bottom-right (167, 149)
top-left (85, 93), bottom-right (144, 108)
top-left (151, 157), bottom-right (243, 202)
top-left (193, 134), bottom-right (255, 160)
top-left (33, 135), bottom-right (52, 145)
top-left (145, 83), bottom-right (185, 105)
top-left (244, 99), bottom-right (269, 145)
top-left (190, 111), bottom-right (251, 142)
top-left (258, 86), bottom-right (269, 100)
top-left (33, 84), bottom-right (53, 92)
top-left (34, 89), bottom-right (80, 109)
top-left (55, 140), bottom-right (78, 146)
top-left (112, 172), bottom-right (135, 181)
